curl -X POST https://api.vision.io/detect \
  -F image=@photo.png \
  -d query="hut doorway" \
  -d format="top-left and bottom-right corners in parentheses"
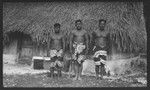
top-left (19, 33), bottom-right (33, 65)
top-left (5, 31), bottom-right (33, 65)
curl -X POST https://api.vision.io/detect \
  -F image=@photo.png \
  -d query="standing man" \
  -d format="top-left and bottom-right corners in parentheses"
top-left (70, 19), bottom-right (89, 80)
top-left (47, 23), bottom-right (66, 78)
top-left (91, 19), bottom-right (110, 79)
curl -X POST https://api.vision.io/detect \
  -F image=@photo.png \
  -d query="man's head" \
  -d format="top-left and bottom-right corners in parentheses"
top-left (99, 19), bottom-right (106, 31)
top-left (54, 23), bottom-right (60, 34)
top-left (75, 19), bottom-right (82, 30)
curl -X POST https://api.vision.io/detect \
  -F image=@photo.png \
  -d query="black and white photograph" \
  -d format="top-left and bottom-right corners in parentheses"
top-left (3, 1), bottom-right (147, 87)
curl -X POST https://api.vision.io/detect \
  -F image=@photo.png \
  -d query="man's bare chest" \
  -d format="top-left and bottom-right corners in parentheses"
top-left (73, 31), bottom-right (86, 38)
top-left (94, 31), bottom-right (108, 45)
top-left (95, 31), bottom-right (107, 38)
top-left (51, 34), bottom-right (63, 40)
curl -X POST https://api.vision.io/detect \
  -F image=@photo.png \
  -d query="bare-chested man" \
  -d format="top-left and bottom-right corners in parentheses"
top-left (91, 19), bottom-right (109, 79)
top-left (47, 23), bottom-right (65, 78)
top-left (70, 19), bottom-right (89, 80)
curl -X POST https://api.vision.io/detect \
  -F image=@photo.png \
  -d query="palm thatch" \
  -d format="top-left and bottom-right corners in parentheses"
top-left (3, 2), bottom-right (147, 53)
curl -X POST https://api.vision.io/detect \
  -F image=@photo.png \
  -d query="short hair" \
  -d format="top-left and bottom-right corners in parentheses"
top-left (99, 19), bottom-right (106, 24)
top-left (54, 23), bottom-right (60, 27)
top-left (75, 19), bottom-right (82, 24)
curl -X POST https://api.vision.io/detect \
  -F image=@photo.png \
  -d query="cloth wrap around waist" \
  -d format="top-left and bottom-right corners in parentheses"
top-left (72, 42), bottom-right (86, 64)
top-left (49, 49), bottom-right (64, 68)
top-left (93, 46), bottom-right (107, 66)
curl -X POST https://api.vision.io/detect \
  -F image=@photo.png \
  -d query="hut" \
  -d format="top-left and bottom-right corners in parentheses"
top-left (3, 2), bottom-right (147, 71)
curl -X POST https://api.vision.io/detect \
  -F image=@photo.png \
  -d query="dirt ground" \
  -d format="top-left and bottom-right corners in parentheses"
top-left (3, 72), bottom-right (147, 87)
top-left (3, 63), bottom-right (147, 87)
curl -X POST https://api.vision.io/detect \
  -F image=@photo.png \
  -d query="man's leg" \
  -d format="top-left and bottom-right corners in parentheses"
top-left (95, 65), bottom-right (100, 79)
top-left (100, 64), bottom-right (105, 79)
top-left (50, 67), bottom-right (55, 78)
top-left (69, 60), bottom-right (73, 78)
top-left (78, 63), bottom-right (83, 80)
top-left (56, 56), bottom-right (63, 77)
top-left (57, 67), bottom-right (62, 77)
top-left (100, 54), bottom-right (107, 78)
top-left (50, 56), bottom-right (57, 78)
top-left (73, 61), bottom-right (78, 80)
top-left (68, 60), bottom-right (72, 77)
top-left (64, 59), bottom-right (70, 72)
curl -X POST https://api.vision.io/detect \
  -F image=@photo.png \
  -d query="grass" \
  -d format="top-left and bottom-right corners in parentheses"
top-left (3, 72), bottom-right (147, 87)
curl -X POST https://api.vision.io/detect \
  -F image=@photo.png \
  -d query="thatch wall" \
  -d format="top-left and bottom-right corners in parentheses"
top-left (3, 2), bottom-right (147, 62)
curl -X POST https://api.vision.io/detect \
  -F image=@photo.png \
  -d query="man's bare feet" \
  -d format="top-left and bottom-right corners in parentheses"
top-left (69, 74), bottom-right (71, 78)
top-left (96, 74), bottom-right (99, 79)
top-left (50, 73), bottom-right (54, 78)
top-left (47, 72), bottom-right (51, 77)
top-left (73, 76), bottom-right (78, 80)
top-left (100, 77), bottom-right (103, 80)
top-left (78, 77), bottom-right (82, 81)
top-left (99, 76), bottom-right (103, 80)
top-left (68, 73), bottom-right (72, 78)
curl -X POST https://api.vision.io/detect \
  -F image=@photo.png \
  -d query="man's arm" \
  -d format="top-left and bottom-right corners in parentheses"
top-left (90, 31), bottom-right (97, 56)
top-left (69, 32), bottom-right (74, 54)
top-left (91, 31), bottom-right (97, 50)
top-left (47, 36), bottom-right (51, 57)
top-left (85, 32), bottom-right (89, 55)
top-left (62, 35), bottom-right (66, 52)
top-left (106, 32), bottom-right (110, 52)
top-left (89, 32), bottom-right (93, 45)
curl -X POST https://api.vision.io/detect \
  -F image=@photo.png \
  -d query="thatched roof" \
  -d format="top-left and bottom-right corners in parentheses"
top-left (3, 2), bottom-right (147, 53)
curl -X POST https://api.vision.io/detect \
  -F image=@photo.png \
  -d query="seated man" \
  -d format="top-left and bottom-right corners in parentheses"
top-left (47, 23), bottom-right (66, 78)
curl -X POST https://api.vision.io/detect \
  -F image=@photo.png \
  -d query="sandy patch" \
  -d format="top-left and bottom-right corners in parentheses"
top-left (3, 63), bottom-right (49, 75)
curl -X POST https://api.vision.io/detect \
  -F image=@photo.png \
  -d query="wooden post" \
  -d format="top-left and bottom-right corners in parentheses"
top-left (16, 34), bottom-right (22, 64)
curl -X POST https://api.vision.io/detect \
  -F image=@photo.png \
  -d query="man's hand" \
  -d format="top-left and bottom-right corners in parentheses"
top-left (69, 32), bottom-right (73, 55)
top-left (72, 54), bottom-right (76, 60)
top-left (100, 59), bottom-right (106, 64)
top-left (85, 49), bottom-right (88, 55)
top-left (85, 32), bottom-right (89, 55)
top-left (91, 55), bottom-right (95, 60)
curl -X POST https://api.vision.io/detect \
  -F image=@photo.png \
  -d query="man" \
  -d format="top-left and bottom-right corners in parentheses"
top-left (70, 19), bottom-right (89, 80)
top-left (91, 19), bottom-right (110, 79)
top-left (47, 23), bottom-right (66, 78)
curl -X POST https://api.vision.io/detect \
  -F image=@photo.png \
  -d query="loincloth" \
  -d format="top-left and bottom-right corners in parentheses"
top-left (72, 42), bottom-right (86, 64)
top-left (73, 42), bottom-right (86, 54)
top-left (50, 49), bottom-right (63, 58)
top-left (93, 47), bottom-right (107, 66)
top-left (50, 60), bottom-right (64, 68)
top-left (49, 49), bottom-right (64, 68)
